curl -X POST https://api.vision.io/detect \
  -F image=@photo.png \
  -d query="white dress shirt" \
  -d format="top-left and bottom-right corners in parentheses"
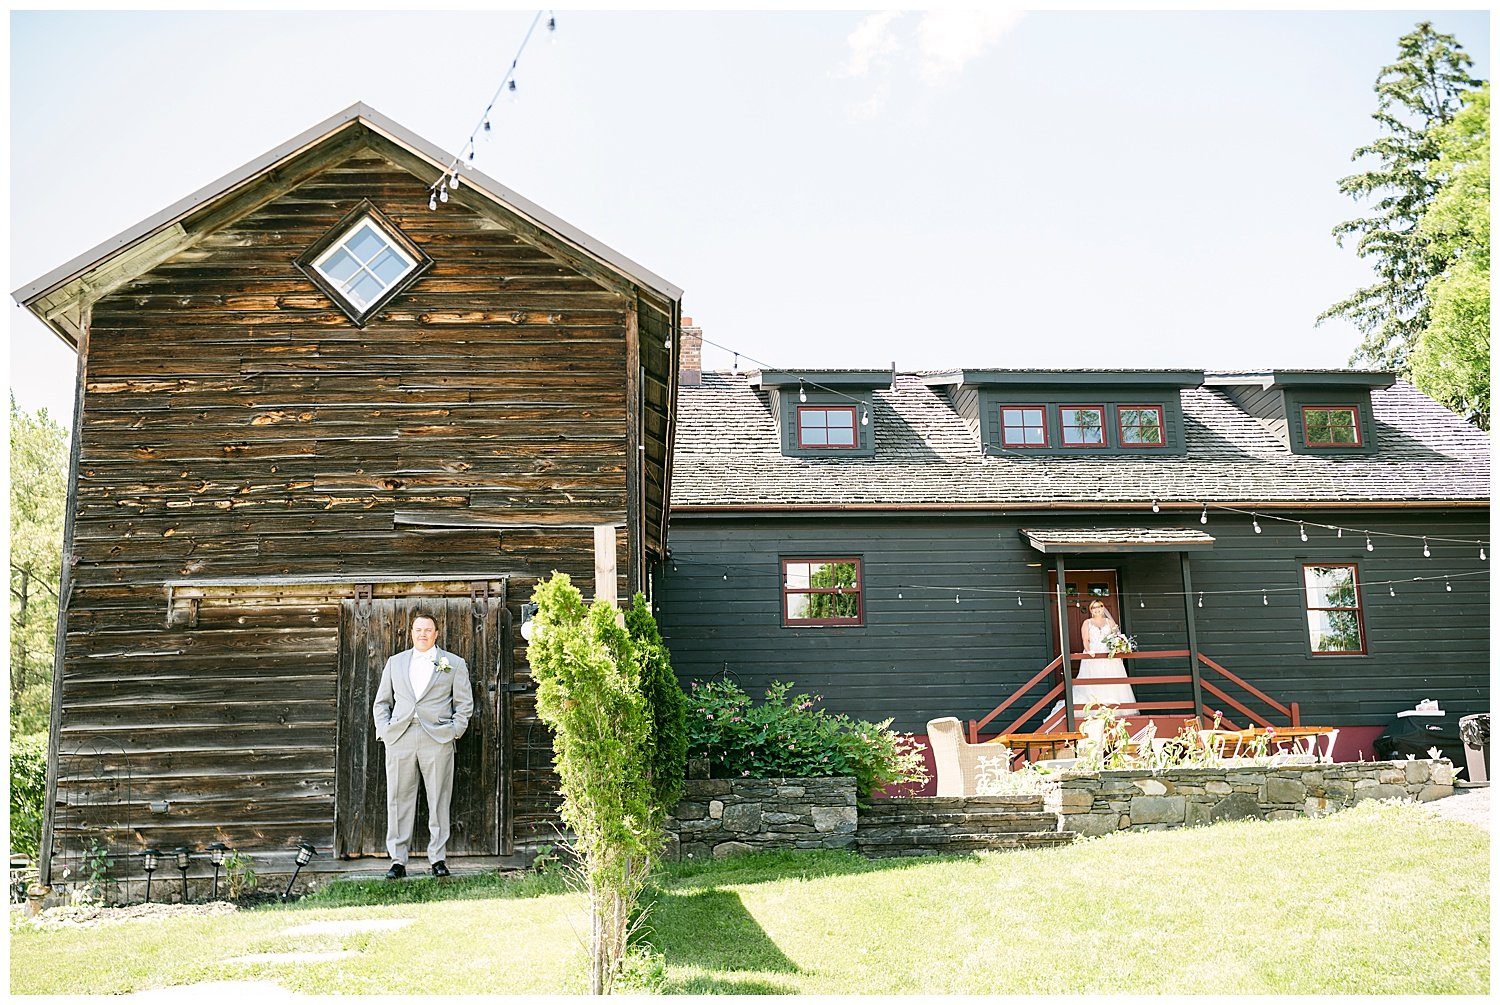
top-left (409, 647), bottom-right (437, 697)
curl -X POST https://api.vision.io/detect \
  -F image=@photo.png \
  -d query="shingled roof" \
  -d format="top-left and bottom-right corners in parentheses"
top-left (671, 372), bottom-right (1490, 508)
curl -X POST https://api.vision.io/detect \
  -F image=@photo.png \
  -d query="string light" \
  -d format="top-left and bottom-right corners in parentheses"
top-left (798, 379), bottom-right (807, 403)
top-left (1200, 504), bottom-right (1208, 525)
top-left (1423, 537), bottom-right (1430, 558)
top-left (1017, 592), bottom-right (1023, 606)
top-left (1197, 592), bottom-right (1203, 608)
top-left (1365, 533), bottom-right (1373, 552)
top-left (1151, 498), bottom-right (1159, 513)
top-left (1482, 547), bottom-right (1487, 561)
top-left (1389, 585), bottom-right (1397, 597)
top-left (1252, 514), bottom-right (1262, 534)
top-left (955, 592), bottom-right (961, 604)
top-left (1262, 591), bottom-right (1268, 606)
top-left (1446, 579), bottom-right (1452, 592)
top-left (1139, 598), bottom-right (1145, 608)
top-left (1299, 522), bottom-right (1308, 543)
top-left (861, 405), bottom-right (870, 426)
top-left (429, 11), bottom-right (553, 206)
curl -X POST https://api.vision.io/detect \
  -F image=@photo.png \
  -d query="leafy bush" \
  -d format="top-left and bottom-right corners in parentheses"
top-left (626, 593), bottom-right (687, 815)
top-left (685, 680), bottom-right (927, 799)
top-left (9, 733), bottom-right (47, 859)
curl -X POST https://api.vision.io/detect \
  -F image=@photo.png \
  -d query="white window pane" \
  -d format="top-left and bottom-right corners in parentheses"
top-left (346, 225), bottom-right (387, 263)
top-left (369, 248), bottom-right (409, 284)
top-left (786, 594), bottom-right (811, 621)
top-left (803, 427), bottom-right (828, 446)
top-left (1023, 427), bottom-right (1044, 445)
top-left (828, 425), bottom-right (856, 446)
top-left (827, 410), bottom-right (854, 428)
top-left (347, 272), bottom-right (385, 308)
top-left (785, 563), bottom-right (811, 589)
top-left (1308, 611), bottom-right (1361, 652)
top-left (320, 248), bottom-right (360, 283)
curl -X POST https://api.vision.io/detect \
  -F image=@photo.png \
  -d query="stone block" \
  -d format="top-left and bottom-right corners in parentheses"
top-left (1304, 797), bottom-right (1330, 817)
top-left (1207, 792), bottom-right (1264, 823)
top-left (1133, 778), bottom-right (1169, 796)
top-left (1205, 780), bottom-right (1232, 795)
top-left (1130, 795), bottom-right (1186, 825)
top-left (690, 779), bottom-right (733, 796)
top-left (687, 758), bottom-right (711, 780)
top-left (1431, 763), bottom-right (1454, 785)
top-left (662, 831), bottom-right (681, 861)
top-left (1378, 768), bottom-right (1407, 785)
top-left (1061, 812), bottom-right (1121, 837)
top-left (777, 785), bottom-right (807, 798)
top-left (680, 842), bottom-right (712, 860)
top-left (1354, 778), bottom-right (1379, 791)
top-left (708, 800), bottom-right (724, 820)
top-left (1404, 761), bottom-right (1431, 784)
top-left (1268, 810), bottom-right (1299, 821)
top-left (674, 800), bottom-right (709, 821)
top-left (1050, 789), bottom-right (1096, 812)
top-left (1266, 777), bottom-right (1306, 805)
top-left (764, 811), bottom-right (801, 825)
top-left (1353, 784), bottom-right (1409, 803)
top-left (1418, 784), bottom-right (1454, 802)
top-left (721, 802), bottom-right (762, 832)
top-left (712, 841), bottom-right (756, 858)
top-left (1185, 799), bottom-right (1213, 828)
top-left (1324, 780), bottom-right (1354, 797)
top-left (812, 805), bottom-right (857, 833)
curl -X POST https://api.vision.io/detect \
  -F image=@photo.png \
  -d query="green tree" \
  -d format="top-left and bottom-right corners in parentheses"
top-left (529, 574), bottom-right (658, 995)
top-left (1320, 22), bottom-right (1481, 370)
top-left (1410, 83), bottom-right (1489, 428)
top-left (624, 594), bottom-right (686, 816)
top-left (10, 396), bottom-right (69, 737)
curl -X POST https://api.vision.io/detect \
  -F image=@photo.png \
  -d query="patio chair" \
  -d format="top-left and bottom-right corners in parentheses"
top-left (927, 717), bottom-right (1018, 796)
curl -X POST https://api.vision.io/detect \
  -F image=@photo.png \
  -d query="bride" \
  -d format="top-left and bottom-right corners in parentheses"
top-left (1075, 599), bottom-right (1138, 714)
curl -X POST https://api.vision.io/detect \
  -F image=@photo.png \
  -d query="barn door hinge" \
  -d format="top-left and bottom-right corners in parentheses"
top-left (354, 583), bottom-right (374, 618)
top-left (470, 580), bottom-right (490, 613)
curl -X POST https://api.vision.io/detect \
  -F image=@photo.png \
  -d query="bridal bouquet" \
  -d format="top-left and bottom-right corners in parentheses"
top-left (1101, 630), bottom-right (1137, 656)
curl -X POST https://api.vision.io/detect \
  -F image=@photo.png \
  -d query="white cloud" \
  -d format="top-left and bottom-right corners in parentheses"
top-left (839, 11), bottom-right (903, 78)
top-left (917, 10), bottom-right (1024, 85)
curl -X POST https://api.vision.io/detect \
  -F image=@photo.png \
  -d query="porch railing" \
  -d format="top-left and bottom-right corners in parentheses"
top-left (966, 649), bottom-right (1302, 743)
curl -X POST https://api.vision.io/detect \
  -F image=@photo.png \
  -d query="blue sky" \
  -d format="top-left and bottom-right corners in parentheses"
top-left (8, 7), bottom-right (1491, 421)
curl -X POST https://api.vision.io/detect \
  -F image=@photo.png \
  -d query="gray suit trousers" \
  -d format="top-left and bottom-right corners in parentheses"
top-left (384, 726), bottom-right (455, 864)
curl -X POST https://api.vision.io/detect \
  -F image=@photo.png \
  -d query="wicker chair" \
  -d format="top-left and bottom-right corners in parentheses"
top-left (927, 717), bottom-right (1017, 796)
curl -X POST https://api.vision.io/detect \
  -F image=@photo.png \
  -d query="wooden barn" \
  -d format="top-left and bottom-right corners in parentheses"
top-left (13, 104), bottom-right (682, 883)
top-left (658, 350), bottom-right (1490, 770)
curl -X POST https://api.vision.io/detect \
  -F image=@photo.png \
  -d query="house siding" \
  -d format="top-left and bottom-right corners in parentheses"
top-left (657, 510), bottom-right (1489, 733)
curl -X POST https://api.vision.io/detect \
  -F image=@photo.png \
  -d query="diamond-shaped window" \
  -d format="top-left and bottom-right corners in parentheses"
top-left (295, 201), bottom-right (432, 326)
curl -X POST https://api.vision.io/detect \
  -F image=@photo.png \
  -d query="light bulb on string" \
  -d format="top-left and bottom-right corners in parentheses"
top-left (1262, 591), bottom-right (1268, 606)
top-left (1252, 515), bottom-right (1262, 534)
top-left (483, 118), bottom-right (492, 139)
top-left (449, 171), bottom-right (461, 191)
top-left (1017, 593), bottom-right (1023, 607)
top-left (1365, 533), bottom-right (1373, 552)
top-left (955, 592), bottom-right (960, 604)
top-left (1389, 585), bottom-right (1396, 597)
top-left (1200, 505), bottom-right (1208, 525)
top-left (547, 14), bottom-right (557, 38)
top-left (861, 405), bottom-right (870, 426)
top-left (1139, 598), bottom-right (1145, 609)
top-left (798, 380), bottom-right (806, 403)
top-left (1445, 578), bottom-right (1452, 592)
top-left (439, 183), bottom-right (449, 203)
top-left (1197, 592), bottom-right (1203, 608)
top-left (428, 192), bottom-right (438, 211)
top-left (1299, 522), bottom-right (1308, 543)
top-left (732, 353), bottom-right (738, 372)
top-left (1422, 537), bottom-right (1430, 558)
top-left (508, 79), bottom-right (518, 102)
top-left (1337, 527), bottom-right (1343, 538)
top-left (1151, 499), bottom-right (1159, 514)
top-left (1481, 546), bottom-right (1487, 561)
top-left (898, 592), bottom-right (903, 599)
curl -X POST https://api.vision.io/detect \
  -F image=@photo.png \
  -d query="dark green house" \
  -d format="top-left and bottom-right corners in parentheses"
top-left (658, 340), bottom-right (1490, 767)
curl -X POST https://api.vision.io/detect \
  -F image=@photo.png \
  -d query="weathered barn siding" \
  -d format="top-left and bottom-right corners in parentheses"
top-left (49, 145), bottom-right (666, 864)
top-left (656, 510), bottom-right (1489, 732)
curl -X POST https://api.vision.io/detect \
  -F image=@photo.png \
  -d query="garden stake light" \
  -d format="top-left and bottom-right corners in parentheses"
top-left (175, 847), bottom-right (191, 902)
top-left (283, 841), bottom-right (316, 901)
top-left (208, 842), bottom-right (228, 900)
top-left (142, 847), bottom-right (159, 903)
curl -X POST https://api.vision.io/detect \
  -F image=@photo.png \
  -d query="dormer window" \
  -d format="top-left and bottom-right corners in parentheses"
top-left (1119, 406), bottom-right (1165, 446)
top-left (1060, 406), bottom-right (1105, 447)
top-left (1000, 406), bottom-right (1047, 447)
top-left (1303, 406), bottom-right (1361, 447)
top-left (797, 406), bottom-right (858, 448)
top-left (295, 201), bottom-right (432, 326)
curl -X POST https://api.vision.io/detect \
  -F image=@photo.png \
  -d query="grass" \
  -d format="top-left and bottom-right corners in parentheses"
top-left (9, 800), bottom-right (1488, 995)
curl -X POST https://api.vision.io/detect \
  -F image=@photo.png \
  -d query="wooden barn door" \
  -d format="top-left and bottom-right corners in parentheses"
top-left (1046, 569), bottom-right (1120, 659)
top-left (334, 584), bottom-right (509, 858)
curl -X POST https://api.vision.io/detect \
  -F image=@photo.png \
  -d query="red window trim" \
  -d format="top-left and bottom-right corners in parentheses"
top-left (999, 405), bottom-right (1049, 447)
top-left (782, 557), bottom-right (864, 627)
top-left (1301, 562), bottom-right (1367, 656)
top-left (1301, 405), bottom-right (1362, 447)
top-left (1118, 404), bottom-right (1166, 448)
top-left (1058, 404), bottom-right (1107, 448)
top-left (796, 405), bottom-right (860, 449)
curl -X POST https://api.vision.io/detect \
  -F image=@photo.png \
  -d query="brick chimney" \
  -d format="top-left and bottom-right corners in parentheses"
top-left (679, 315), bottom-right (703, 387)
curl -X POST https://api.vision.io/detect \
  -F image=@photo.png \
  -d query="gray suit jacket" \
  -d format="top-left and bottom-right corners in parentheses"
top-left (372, 647), bottom-right (474, 745)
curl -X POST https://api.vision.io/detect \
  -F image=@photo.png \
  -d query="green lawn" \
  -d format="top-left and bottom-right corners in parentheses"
top-left (10, 800), bottom-right (1489, 995)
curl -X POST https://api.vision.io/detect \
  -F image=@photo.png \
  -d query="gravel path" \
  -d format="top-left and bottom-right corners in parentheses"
top-left (1424, 784), bottom-right (1491, 830)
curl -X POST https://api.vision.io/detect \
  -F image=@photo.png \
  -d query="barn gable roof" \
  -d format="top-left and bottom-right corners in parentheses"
top-left (14, 102), bottom-right (682, 346)
top-left (671, 371), bottom-right (1491, 509)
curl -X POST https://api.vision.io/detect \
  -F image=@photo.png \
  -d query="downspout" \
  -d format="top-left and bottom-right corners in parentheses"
top-left (1180, 552), bottom-right (1205, 720)
top-left (1054, 555), bottom-right (1074, 732)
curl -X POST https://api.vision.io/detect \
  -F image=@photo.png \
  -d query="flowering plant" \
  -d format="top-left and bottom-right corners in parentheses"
top-left (435, 656), bottom-right (453, 674)
top-left (1101, 630), bottom-right (1137, 656)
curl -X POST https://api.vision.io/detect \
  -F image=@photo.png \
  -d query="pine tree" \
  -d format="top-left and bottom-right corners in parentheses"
top-left (1319, 22), bottom-right (1481, 371)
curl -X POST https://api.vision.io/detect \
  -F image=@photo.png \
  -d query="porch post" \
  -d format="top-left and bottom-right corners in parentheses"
top-left (1180, 551), bottom-right (1205, 720)
top-left (1054, 555), bottom-right (1075, 732)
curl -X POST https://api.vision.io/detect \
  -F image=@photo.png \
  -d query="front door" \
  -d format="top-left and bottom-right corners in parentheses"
top-left (334, 585), bottom-right (508, 857)
top-left (1046, 568), bottom-right (1120, 659)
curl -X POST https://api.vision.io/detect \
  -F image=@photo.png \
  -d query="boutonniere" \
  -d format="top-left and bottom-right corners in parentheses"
top-left (435, 656), bottom-right (453, 674)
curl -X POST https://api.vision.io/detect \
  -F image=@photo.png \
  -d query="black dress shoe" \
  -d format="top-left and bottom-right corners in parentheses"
top-left (384, 862), bottom-right (406, 880)
top-left (431, 861), bottom-right (450, 878)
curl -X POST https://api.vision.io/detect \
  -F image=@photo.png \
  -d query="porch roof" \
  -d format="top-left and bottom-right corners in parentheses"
top-left (1019, 527), bottom-right (1216, 553)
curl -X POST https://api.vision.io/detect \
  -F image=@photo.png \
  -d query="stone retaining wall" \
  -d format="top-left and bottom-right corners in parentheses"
top-left (1044, 759), bottom-right (1456, 837)
top-left (666, 777), bottom-right (859, 860)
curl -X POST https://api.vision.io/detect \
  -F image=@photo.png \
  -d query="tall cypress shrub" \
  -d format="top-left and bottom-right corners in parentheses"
top-left (625, 593), bottom-right (686, 815)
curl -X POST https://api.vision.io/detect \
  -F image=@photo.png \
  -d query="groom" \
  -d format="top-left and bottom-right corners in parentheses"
top-left (372, 609), bottom-right (474, 879)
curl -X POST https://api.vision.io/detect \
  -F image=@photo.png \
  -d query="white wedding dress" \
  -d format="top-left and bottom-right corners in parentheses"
top-left (1073, 620), bottom-right (1138, 713)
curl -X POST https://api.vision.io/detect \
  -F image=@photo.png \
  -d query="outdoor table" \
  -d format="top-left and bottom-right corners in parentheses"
top-left (1218, 726), bottom-right (1339, 762)
top-left (985, 731), bottom-right (1087, 762)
